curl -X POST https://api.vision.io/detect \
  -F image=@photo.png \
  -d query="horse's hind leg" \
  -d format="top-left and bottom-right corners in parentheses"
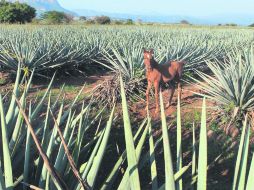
top-left (154, 81), bottom-right (160, 114)
top-left (146, 81), bottom-right (152, 112)
top-left (177, 68), bottom-right (183, 101)
top-left (166, 82), bottom-right (175, 108)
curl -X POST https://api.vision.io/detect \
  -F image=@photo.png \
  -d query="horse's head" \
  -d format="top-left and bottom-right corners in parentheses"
top-left (143, 48), bottom-right (154, 72)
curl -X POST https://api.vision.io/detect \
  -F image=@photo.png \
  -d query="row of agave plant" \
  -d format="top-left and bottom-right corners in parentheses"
top-left (0, 65), bottom-right (254, 190)
top-left (0, 26), bottom-right (101, 73)
top-left (0, 25), bottom-right (253, 74)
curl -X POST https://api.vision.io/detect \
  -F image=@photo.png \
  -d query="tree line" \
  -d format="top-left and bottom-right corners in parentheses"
top-left (0, 1), bottom-right (129, 25)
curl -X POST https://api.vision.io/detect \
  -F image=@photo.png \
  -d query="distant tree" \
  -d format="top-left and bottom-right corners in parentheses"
top-left (0, 2), bottom-right (36, 23)
top-left (225, 23), bottom-right (237, 26)
top-left (113, 20), bottom-right (124, 25)
top-left (180, 20), bottom-right (190, 24)
top-left (249, 23), bottom-right (254, 27)
top-left (79, 16), bottom-right (87, 21)
top-left (41, 11), bottom-right (71, 24)
top-left (126, 19), bottom-right (134, 25)
top-left (218, 24), bottom-right (222, 26)
top-left (95, 16), bottom-right (111, 24)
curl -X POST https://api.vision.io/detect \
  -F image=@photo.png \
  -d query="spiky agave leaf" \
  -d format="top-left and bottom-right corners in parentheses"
top-left (176, 93), bottom-right (182, 190)
top-left (232, 115), bottom-right (250, 190)
top-left (0, 94), bottom-right (14, 190)
top-left (159, 91), bottom-right (175, 190)
top-left (117, 117), bottom-right (149, 190)
top-left (246, 153), bottom-right (254, 190)
top-left (119, 76), bottom-right (141, 190)
top-left (86, 105), bottom-right (115, 188)
top-left (148, 117), bottom-right (158, 190)
top-left (197, 98), bottom-right (207, 190)
top-left (100, 118), bottom-right (147, 190)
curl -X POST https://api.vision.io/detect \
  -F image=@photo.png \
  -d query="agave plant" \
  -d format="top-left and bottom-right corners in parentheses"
top-left (193, 49), bottom-right (254, 116)
top-left (92, 41), bottom-right (146, 104)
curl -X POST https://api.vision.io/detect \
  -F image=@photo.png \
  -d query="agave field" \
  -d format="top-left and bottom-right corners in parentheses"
top-left (0, 24), bottom-right (254, 190)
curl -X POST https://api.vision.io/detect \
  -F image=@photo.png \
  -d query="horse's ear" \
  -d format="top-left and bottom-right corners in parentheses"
top-left (150, 49), bottom-right (154, 54)
top-left (142, 48), bottom-right (147, 53)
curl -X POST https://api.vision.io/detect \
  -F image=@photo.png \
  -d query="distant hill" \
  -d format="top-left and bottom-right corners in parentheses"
top-left (74, 9), bottom-right (253, 25)
top-left (7, 0), bottom-right (76, 15)
top-left (74, 9), bottom-right (205, 24)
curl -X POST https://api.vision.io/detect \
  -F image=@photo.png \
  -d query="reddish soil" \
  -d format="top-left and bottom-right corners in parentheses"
top-left (130, 83), bottom-right (217, 121)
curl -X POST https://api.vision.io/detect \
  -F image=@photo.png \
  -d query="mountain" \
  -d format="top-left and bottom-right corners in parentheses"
top-left (8, 0), bottom-right (76, 15)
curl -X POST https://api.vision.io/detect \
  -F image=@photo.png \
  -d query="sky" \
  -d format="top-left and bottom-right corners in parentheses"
top-left (58, 0), bottom-right (254, 17)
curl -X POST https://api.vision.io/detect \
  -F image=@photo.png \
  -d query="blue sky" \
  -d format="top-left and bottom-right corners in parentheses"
top-left (59, 0), bottom-right (254, 17)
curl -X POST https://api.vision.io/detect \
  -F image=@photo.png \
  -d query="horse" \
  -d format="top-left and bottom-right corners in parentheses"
top-left (143, 48), bottom-right (185, 113)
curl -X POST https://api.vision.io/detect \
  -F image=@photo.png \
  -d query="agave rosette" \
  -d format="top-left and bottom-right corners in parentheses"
top-left (194, 48), bottom-right (254, 113)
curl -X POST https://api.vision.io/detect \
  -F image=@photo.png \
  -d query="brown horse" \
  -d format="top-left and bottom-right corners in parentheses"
top-left (143, 49), bottom-right (185, 113)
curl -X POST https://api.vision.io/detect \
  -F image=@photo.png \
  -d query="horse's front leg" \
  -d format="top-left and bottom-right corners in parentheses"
top-left (166, 82), bottom-right (175, 108)
top-left (154, 81), bottom-right (160, 114)
top-left (146, 81), bottom-right (152, 112)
